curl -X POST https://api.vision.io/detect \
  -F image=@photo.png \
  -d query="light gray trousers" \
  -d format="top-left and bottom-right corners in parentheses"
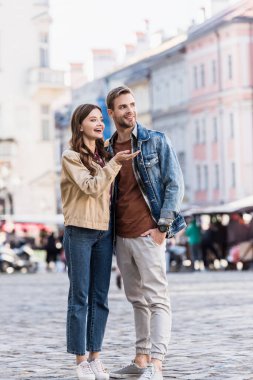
top-left (116, 235), bottom-right (171, 361)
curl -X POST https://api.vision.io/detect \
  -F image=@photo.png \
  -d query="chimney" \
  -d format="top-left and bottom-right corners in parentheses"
top-left (124, 43), bottom-right (136, 59)
top-left (91, 49), bottom-right (116, 79)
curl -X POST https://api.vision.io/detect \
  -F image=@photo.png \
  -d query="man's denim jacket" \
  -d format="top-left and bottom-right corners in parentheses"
top-left (107, 123), bottom-right (186, 237)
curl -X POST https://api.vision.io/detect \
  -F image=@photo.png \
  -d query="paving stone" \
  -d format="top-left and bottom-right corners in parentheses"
top-left (1, 269), bottom-right (253, 379)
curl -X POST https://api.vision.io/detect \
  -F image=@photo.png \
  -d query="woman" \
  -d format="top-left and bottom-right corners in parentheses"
top-left (61, 104), bottom-right (138, 380)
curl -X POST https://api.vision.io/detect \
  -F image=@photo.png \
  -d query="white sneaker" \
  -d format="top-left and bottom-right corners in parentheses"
top-left (76, 361), bottom-right (96, 380)
top-left (139, 364), bottom-right (163, 380)
top-left (89, 359), bottom-right (109, 380)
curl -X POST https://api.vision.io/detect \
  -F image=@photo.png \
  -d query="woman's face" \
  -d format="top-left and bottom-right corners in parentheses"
top-left (80, 108), bottom-right (105, 141)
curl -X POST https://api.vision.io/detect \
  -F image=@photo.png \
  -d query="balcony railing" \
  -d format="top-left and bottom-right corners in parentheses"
top-left (28, 67), bottom-right (65, 91)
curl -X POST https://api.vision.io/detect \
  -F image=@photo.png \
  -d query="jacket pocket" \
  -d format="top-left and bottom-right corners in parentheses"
top-left (144, 154), bottom-right (159, 168)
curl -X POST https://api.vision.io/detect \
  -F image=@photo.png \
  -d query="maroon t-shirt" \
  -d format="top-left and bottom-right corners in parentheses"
top-left (114, 139), bottom-right (156, 238)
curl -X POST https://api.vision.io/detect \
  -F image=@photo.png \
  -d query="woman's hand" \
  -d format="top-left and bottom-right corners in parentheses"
top-left (114, 150), bottom-right (140, 164)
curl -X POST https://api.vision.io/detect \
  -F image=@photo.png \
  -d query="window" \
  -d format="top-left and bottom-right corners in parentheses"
top-left (193, 66), bottom-right (198, 89)
top-left (231, 162), bottom-right (236, 188)
top-left (213, 117), bottom-right (218, 142)
top-left (214, 164), bottom-right (219, 189)
top-left (177, 152), bottom-right (185, 176)
top-left (39, 32), bottom-right (48, 43)
top-left (196, 165), bottom-right (201, 190)
top-left (0, 142), bottom-right (11, 157)
top-left (41, 119), bottom-right (50, 141)
top-left (204, 165), bottom-right (208, 190)
top-left (229, 113), bottom-right (234, 138)
top-left (40, 47), bottom-right (49, 67)
top-left (41, 105), bottom-right (50, 140)
top-left (200, 64), bottom-right (205, 87)
top-left (41, 104), bottom-right (50, 115)
top-left (195, 120), bottom-right (200, 144)
top-left (202, 119), bottom-right (206, 143)
top-left (228, 55), bottom-right (233, 80)
top-left (178, 78), bottom-right (183, 100)
top-left (212, 60), bottom-right (217, 84)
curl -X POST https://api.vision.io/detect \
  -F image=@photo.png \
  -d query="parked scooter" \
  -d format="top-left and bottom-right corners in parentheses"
top-left (0, 242), bottom-right (39, 273)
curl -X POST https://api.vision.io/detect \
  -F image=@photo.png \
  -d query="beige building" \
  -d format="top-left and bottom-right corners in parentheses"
top-left (0, 0), bottom-right (66, 216)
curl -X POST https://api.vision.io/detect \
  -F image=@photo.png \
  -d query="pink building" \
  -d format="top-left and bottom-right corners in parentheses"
top-left (187, 0), bottom-right (253, 205)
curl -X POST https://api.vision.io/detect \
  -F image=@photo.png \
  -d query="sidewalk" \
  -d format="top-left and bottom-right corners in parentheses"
top-left (1, 269), bottom-right (253, 379)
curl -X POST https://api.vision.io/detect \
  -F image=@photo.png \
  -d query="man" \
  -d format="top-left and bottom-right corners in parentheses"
top-left (185, 217), bottom-right (202, 270)
top-left (106, 86), bottom-right (185, 380)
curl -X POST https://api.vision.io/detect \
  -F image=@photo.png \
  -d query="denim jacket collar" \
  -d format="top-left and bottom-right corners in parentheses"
top-left (134, 123), bottom-right (150, 141)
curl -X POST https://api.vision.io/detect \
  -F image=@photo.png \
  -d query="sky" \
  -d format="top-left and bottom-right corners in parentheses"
top-left (49, 0), bottom-right (238, 70)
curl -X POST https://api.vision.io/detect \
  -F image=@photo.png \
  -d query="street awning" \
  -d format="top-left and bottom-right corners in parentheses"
top-left (188, 195), bottom-right (253, 215)
top-left (0, 214), bottom-right (64, 225)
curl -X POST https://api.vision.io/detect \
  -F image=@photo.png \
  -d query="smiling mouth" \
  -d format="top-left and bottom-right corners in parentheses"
top-left (94, 129), bottom-right (103, 132)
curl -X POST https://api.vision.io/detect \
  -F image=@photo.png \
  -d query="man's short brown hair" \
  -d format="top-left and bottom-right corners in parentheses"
top-left (106, 85), bottom-right (134, 110)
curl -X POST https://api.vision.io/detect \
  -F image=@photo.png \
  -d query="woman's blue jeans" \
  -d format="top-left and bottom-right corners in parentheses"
top-left (63, 224), bottom-right (113, 355)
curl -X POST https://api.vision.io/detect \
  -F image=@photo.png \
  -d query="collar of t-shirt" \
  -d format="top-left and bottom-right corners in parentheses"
top-left (132, 123), bottom-right (138, 138)
top-left (114, 123), bottom-right (137, 143)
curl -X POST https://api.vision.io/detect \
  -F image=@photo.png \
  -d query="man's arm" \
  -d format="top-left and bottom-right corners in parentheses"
top-left (158, 133), bottom-right (184, 222)
top-left (141, 133), bottom-right (184, 245)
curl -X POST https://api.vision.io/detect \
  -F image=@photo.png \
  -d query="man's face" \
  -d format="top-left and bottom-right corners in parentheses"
top-left (108, 93), bottom-right (137, 130)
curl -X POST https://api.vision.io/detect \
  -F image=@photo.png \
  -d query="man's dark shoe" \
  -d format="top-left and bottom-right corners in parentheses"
top-left (110, 360), bottom-right (146, 378)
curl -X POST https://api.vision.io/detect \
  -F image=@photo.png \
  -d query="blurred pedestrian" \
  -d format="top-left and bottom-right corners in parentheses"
top-left (201, 223), bottom-right (220, 269)
top-left (185, 218), bottom-right (202, 270)
top-left (106, 86), bottom-right (185, 380)
top-left (56, 229), bottom-right (66, 272)
top-left (227, 213), bottom-right (248, 248)
top-left (45, 232), bottom-right (58, 271)
top-left (213, 218), bottom-right (228, 259)
top-left (248, 215), bottom-right (253, 238)
top-left (61, 103), bottom-right (138, 380)
top-left (165, 237), bottom-right (185, 272)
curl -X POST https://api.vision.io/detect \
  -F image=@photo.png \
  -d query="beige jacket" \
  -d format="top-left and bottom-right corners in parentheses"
top-left (60, 149), bottom-right (121, 230)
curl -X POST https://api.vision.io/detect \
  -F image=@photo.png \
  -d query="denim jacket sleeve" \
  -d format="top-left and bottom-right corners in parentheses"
top-left (158, 134), bottom-right (184, 217)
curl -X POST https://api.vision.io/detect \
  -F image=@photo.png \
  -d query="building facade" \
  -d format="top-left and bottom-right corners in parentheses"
top-left (187, 0), bottom-right (253, 204)
top-left (0, 0), bottom-right (66, 216)
top-left (69, 0), bottom-right (253, 207)
top-left (150, 43), bottom-right (190, 200)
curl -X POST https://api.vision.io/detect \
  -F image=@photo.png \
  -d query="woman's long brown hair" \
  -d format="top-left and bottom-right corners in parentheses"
top-left (70, 104), bottom-right (110, 176)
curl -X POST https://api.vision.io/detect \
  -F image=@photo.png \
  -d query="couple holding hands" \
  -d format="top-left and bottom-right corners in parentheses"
top-left (61, 86), bottom-right (185, 380)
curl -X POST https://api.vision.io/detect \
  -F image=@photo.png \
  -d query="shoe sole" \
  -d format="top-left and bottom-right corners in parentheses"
top-left (110, 374), bottom-right (141, 379)
top-left (76, 372), bottom-right (96, 380)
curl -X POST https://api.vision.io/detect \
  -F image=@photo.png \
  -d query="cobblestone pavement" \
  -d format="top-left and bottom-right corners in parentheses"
top-left (1, 267), bottom-right (253, 380)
